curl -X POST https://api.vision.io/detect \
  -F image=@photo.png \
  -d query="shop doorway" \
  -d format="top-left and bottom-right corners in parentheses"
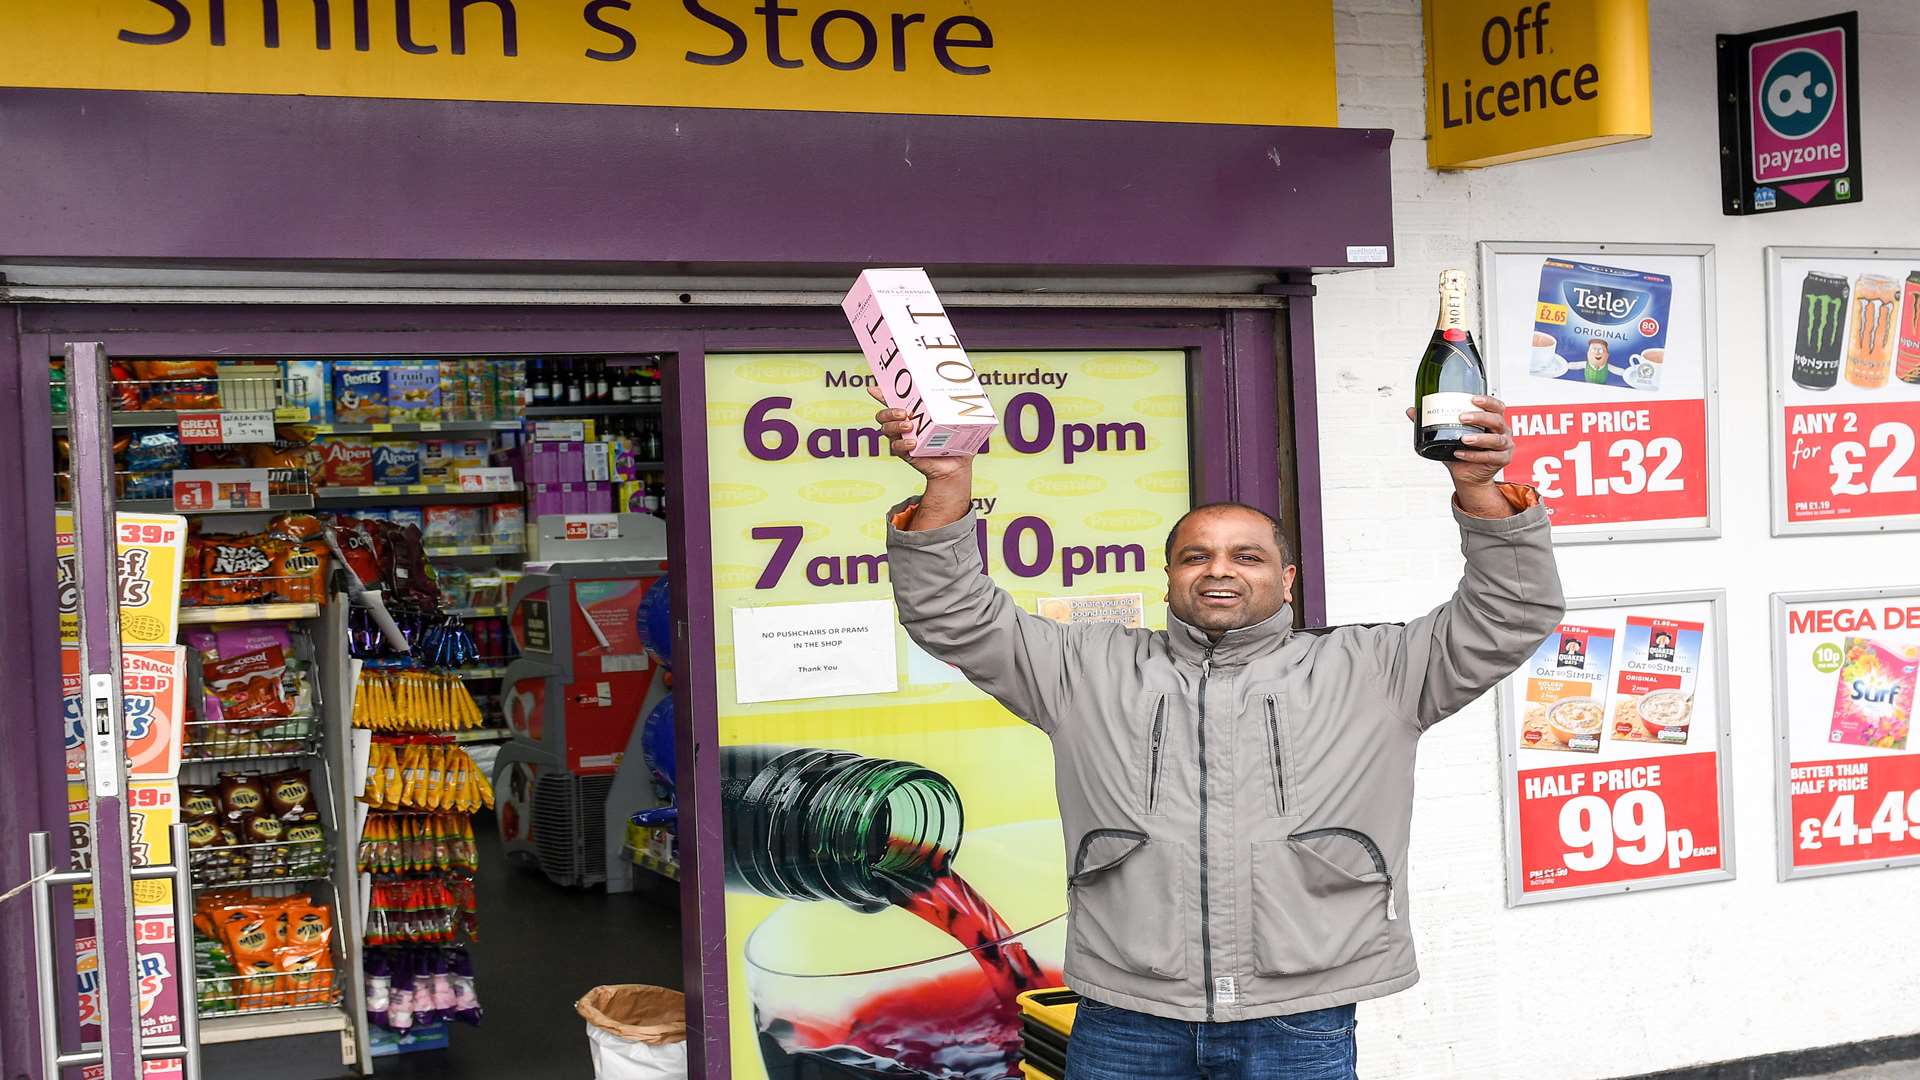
top-left (17, 300), bottom-right (1294, 1080)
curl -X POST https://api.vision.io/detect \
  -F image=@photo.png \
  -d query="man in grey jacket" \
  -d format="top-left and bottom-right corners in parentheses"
top-left (877, 394), bottom-right (1563, 1079)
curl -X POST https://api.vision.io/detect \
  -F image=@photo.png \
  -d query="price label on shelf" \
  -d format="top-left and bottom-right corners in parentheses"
top-left (1506, 400), bottom-right (1710, 527)
top-left (176, 411), bottom-right (275, 445)
top-left (1781, 403), bottom-right (1920, 524)
top-left (1514, 751), bottom-right (1724, 892)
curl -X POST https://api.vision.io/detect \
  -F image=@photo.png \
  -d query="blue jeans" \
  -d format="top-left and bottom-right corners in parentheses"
top-left (1066, 999), bottom-right (1357, 1080)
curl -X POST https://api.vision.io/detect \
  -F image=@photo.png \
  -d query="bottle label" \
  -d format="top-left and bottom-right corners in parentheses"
top-left (1421, 391), bottom-right (1476, 427)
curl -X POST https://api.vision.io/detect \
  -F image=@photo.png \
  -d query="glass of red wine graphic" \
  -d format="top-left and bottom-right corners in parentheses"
top-left (724, 747), bottom-right (1066, 1080)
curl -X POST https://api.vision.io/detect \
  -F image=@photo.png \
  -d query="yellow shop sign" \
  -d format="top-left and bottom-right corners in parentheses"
top-left (1425, 0), bottom-right (1651, 168)
top-left (0, 1), bottom-right (1337, 127)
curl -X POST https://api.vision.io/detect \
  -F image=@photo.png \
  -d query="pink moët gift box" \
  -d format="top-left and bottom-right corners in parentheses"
top-left (842, 268), bottom-right (998, 457)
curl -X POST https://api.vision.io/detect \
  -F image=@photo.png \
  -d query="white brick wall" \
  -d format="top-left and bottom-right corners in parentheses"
top-left (1322, 2), bottom-right (1920, 1076)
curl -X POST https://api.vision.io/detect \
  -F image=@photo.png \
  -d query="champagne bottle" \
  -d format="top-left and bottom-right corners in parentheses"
top-left (1414, 268), bottom-right (1488, 461)
top-left (720, 746), bottom-right (962, 912)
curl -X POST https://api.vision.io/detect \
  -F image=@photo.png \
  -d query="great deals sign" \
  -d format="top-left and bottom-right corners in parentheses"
top-left (1774, 590), bottom-right (1920, 879)
top-left (1500, 593), bottom-right (1732, 904)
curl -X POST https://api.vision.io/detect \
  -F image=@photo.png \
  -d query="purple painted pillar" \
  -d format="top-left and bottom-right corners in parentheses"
top-left (65, 343), bottom-right (142, 1080)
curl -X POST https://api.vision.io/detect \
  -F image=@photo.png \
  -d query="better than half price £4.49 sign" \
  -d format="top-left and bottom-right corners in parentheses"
top-left (1482, 243), bottom-right (1719, 542)
top-left (1773, 588), bottom-right (1920, 879)
top-left (1499, 591), bottom-right (1734, 904)
top-left (1768, 248), bottom-right (1920, 535)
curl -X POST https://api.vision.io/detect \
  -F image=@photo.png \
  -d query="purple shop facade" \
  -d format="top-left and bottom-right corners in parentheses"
top-left (0, 87), bottom-right (1395, 1079)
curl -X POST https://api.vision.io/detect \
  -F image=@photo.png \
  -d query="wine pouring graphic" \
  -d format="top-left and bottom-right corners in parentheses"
top-left (723, 745), bottom-right (1065, 1080)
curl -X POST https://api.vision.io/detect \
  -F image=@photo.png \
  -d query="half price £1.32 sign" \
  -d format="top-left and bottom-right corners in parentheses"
top-left (1507, 400), bottom-right (1710, 527)
top-left (1515, 751), bottom-right (1724, 892)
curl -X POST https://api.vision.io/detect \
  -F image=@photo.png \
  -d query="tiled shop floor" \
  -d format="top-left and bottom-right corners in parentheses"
top-left (354, 811), bottom-right (684, 1080)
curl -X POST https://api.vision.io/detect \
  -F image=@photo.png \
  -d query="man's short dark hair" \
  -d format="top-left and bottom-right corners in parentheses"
top-left (1164, 502), bottom-right (1293, 566)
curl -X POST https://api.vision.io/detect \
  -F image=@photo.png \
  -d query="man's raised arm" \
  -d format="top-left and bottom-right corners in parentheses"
top-left (879, 405), bottom-right (1078, 733)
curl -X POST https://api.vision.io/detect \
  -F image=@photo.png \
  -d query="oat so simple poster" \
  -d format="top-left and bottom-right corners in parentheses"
top-left (1499, 591), bottom-right (1734, 904)
top-left (704, 350), bottom-right (1190, 1080)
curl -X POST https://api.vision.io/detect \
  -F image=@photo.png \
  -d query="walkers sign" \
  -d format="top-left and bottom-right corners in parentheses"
top-left (1717, 12), bottom-right (1863, 215)
top-left (0, 1), bottom-right (1337, 127)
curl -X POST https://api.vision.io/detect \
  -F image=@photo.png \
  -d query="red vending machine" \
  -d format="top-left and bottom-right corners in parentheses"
top-left (494, 558), bottom-right (667, 888)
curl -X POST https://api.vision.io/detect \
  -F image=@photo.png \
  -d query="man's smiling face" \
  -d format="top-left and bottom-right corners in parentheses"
top-left (1165, 506), bottom-right (1296, 639)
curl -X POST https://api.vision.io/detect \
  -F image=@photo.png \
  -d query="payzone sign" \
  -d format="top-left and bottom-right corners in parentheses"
top-left (1749, 26), bottom-right (1848, 184)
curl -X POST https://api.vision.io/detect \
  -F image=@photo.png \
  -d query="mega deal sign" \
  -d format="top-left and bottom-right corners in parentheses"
top-left (1424, 0), bottom-right (1653, 169)
top-left (1717, 12), bottom-right (1862, 215)
top-left (0, 1), bottom-right (1337, 127)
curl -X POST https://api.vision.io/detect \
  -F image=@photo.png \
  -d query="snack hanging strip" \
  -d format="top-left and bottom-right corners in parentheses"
top-left (352, 668), bottom-right (485, 732)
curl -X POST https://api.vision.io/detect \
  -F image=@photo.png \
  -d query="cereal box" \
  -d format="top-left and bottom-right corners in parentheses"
top-left (438, 360), bottom-right (471, 422)
top-left (387, 366), bottom-right (441, 422)
top-left (1610, 616), bottom-right (1702, 745)
top-left (281, 361), bottom-right (329, 421)
top-left (1532, 259), bottom-right (1674, 393)
top-left (319, 440), bottom-right (374, 487)
top-left (331, 364), bottom-right (389, 423)
top-left (1517, 623), bottom-right (1615, 753)
top-left (1828, 637), bottom-right (1917, 750)
top-left (371, 442), bottom-right (423, 486)
top-left (487, 504), bottom-right (526, 547)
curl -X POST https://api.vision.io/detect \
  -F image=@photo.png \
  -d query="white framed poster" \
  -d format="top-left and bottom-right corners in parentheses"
top-left (1479, 242), bottom-right (1721, 543)
top-left (1772, 586), bottom-right (1920, 880)
top-left (1766, 247), bottom-right (1920, 535)
top-left (1498, 590), bottom-right (1735, 906)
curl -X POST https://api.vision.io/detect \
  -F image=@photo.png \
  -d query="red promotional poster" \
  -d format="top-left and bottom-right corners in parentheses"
top-left (1771, 250), bottom-right (1920, 535)
top-left (76, 914), bottom-right (183, 1045)
top-left (62, 645), bottom-right (187, 782)
top-left (1774, 589), bottom-right (1920, 877)
top-left (1484, 244), bottom-right (1719, 540)
top-left (1502, 594), bottom-right (1731, 903)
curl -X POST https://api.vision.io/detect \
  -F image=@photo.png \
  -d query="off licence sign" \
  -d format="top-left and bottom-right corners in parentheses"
top-left (1508, 400), bottom-right (1710, 526)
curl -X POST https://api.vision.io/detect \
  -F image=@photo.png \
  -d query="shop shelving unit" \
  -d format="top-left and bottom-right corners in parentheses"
top-left (187, 597), bottom-right (372, 1074)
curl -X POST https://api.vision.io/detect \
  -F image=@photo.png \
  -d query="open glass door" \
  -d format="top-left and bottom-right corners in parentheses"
top-left (31, 341), bottom-right (201, 1080)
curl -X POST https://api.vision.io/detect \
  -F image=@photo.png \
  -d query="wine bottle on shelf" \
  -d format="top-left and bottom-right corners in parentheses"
top-left (611, 364), bottom-right (632, 405)
top-left (640, 421), bottom-right (662, 462)
top-left (1413, 268), bottom-right (1488, 461)
top-left (593, 360), bottom-right (611, 404)
top-left (529, 359), bottom-right (550, 405)
top-left (641, 358), bottom-right (662, 403)
top-left (565, 361), bottom-right (584, 405)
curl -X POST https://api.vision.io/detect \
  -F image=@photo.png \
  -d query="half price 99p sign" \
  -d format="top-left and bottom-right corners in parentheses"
top-left (1500, 593), bottom-right (1733, 904)
top-left (1773, 589), bottom-right (1920, 879)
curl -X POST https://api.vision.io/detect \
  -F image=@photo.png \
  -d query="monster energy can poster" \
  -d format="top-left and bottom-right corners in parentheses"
top-left (1767, 247), bottom-right (1920, 535)
top-left (704, 351), bottom-right (1191, 1080)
